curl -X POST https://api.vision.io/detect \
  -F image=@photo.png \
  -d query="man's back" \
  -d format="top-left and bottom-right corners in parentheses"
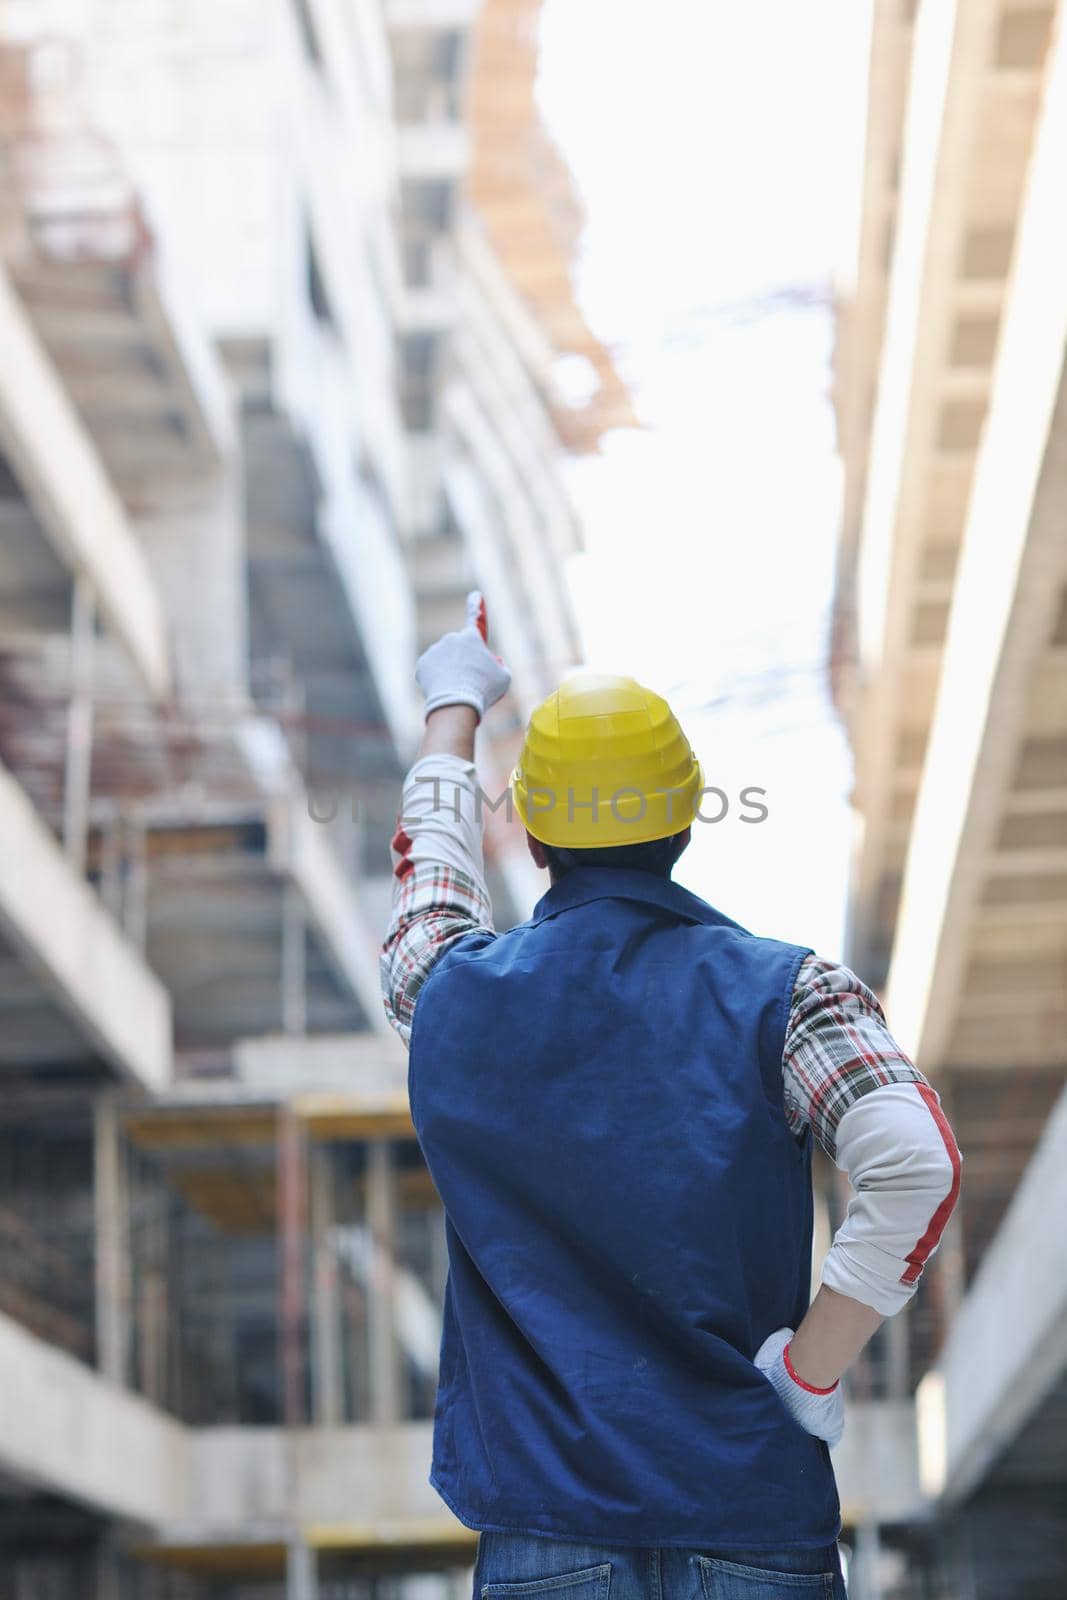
top-left (409, 868), bottom-right (841, 1548)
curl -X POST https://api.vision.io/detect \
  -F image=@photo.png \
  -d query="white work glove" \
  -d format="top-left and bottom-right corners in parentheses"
top-left (415, 591), bottom-right (512, 721)
top-left (754, 1328), bottom-right (845, 1447)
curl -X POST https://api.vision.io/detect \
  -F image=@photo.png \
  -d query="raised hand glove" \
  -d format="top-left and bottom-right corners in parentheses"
top-left (415, 591), bottom-right (512, 721)
top-left (754, 1328), bottom-right (845, 1448)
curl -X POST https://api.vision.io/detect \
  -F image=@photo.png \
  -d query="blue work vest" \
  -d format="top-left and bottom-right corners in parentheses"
top-left (408, 866), bottom-right (841, 1548)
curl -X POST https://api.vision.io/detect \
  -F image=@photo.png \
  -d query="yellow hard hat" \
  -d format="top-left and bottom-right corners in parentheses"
top-left (511, 673), bottom-right (704, 848)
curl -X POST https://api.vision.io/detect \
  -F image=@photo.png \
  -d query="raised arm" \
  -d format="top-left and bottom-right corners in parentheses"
top-left (379, 594), bottom-right (511, 1043)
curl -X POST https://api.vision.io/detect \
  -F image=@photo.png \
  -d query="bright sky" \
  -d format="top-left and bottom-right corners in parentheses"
top-left (536, 0), bottom-right (872, 957)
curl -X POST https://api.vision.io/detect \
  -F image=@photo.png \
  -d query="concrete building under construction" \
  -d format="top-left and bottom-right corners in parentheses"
top-left (0, 0), bottom-right (618, 1592)
top-left (0, 0), bottom-right (1062, 1597)
top-left (833, 1), bottom-right (1067, 1594)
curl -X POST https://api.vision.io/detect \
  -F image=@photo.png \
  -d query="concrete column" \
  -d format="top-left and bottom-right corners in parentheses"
top-left (810, 1166), bottom-right (833, 1304)
top-left (137, 1165), bottom-right (170, 1408)
top-left (93, 1537), bottom-right (122, 1600)
top-left (277, 1106), bottom-right (308, 1427)
top-left (93, 1096), bottom-right (130, 1387)
top-left (98, 805), bottom-right (123, 920)
top-left (0, 263), bottom-right (170, 697)
top-left (430, 1203), bottom-right (449, 1303)
top-left (367, 1139), bottom-right (401, 1423)
top-left (884, 1304), bottom-right (911, 1401)
top-left (850, 1522), bottom-right (885, 1600)
top-left (135, 463), bottom-right (248, 708)
top-left (62, 571), bottom-right (95, 877)
top-left (282, 884), bottom-right (308, 1038)
top-left (936, 1204), bottom-right (967, 1327)
top-left (921, 1081), bottom-right (1067, 1503)
top-left (286, 1537), bottom-right (319, 1600)
top-left (310, 1142), bottom-right (345, 1424)
top-left (268, 796), bottom-right (389, 1033)
top-left (121, 808), bottom-right (148, 953)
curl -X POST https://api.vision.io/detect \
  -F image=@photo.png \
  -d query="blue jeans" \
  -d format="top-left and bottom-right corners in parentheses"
top-left (473, 1532), bottom-right (848, 1600)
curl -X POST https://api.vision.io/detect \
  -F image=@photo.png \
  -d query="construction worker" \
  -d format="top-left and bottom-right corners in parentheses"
top-left (381, 595), bottom-right (962, 1600)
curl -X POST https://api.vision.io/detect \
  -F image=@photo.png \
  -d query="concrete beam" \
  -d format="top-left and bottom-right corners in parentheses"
top-left (135, 465), bottom-right (249, 707)
top-left (0, 1303), bottom-right (922, 1546)
top-left (94, 1096), bottom-right (132, 1387)
top-left (166, 1405), bottom-right (923, 1549)
top-left (179, 1421), bottom-right (452, 1541)
top-left (366, 1142), bottom-right (402, 1425)
top-left (268, 797), bottom-right (390, 1033)
top-left (396, 122), bottom-right (469, 180)
top-left (132, 250), bottom-right (237, 465)
top-left (317, 474), bottom-right (422, 763)
top-left (916, 1081), bottom-right (1067, 1503)
top-left (885, 15), bottom-right (1067, 1067)
top-left (0, 760), bottom-right (172, 1091)
top-left (441, 417), bottom-right (543, 708)
top-left (233, 1030), bottom-right (408, 1098)
top-left (0, 265), bottom-right (171, 698)
top-left (450, 324), bottom-right (575, 662)
top-left (385, 0), bottom-right (480, 28)
top-left (309, 1145), bottom-right (344, 1427)
top-left (457, 219), bottom-right (563, 407)
top-left (0, 1310), bottom-right (187, 1529)
top-left (395, 284), bottom-right (460, 335)
top-left (848, 0), bottom-right (1001, 971)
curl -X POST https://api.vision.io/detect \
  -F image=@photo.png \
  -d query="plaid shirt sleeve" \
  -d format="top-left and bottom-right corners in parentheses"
top-left (380, 860), bottom-right (495, 1045)
top-left (379, 752), bottom-right (497, 1044)
top-left (790, 956), bottom-right (963, 1311)
top-left (783, 954), bottom-right (929, 1162)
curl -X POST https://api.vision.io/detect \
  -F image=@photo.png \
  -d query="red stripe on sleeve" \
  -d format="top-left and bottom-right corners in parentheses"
top-left (391, 824), bottom-right (414, 880)
top-left (900, 1084), bottom-right (962, 1284)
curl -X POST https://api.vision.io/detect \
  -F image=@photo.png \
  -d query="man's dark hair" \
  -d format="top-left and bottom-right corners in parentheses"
top-left (541, 831), bottom-right (688, 881)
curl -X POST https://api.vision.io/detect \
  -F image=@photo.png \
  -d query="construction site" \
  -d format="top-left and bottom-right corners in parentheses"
top-left (0, 1), bottom-right (1063, 1597)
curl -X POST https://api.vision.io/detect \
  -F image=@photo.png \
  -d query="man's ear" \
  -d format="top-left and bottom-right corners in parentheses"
top-left (525, 830), bottom-right (549, 870)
